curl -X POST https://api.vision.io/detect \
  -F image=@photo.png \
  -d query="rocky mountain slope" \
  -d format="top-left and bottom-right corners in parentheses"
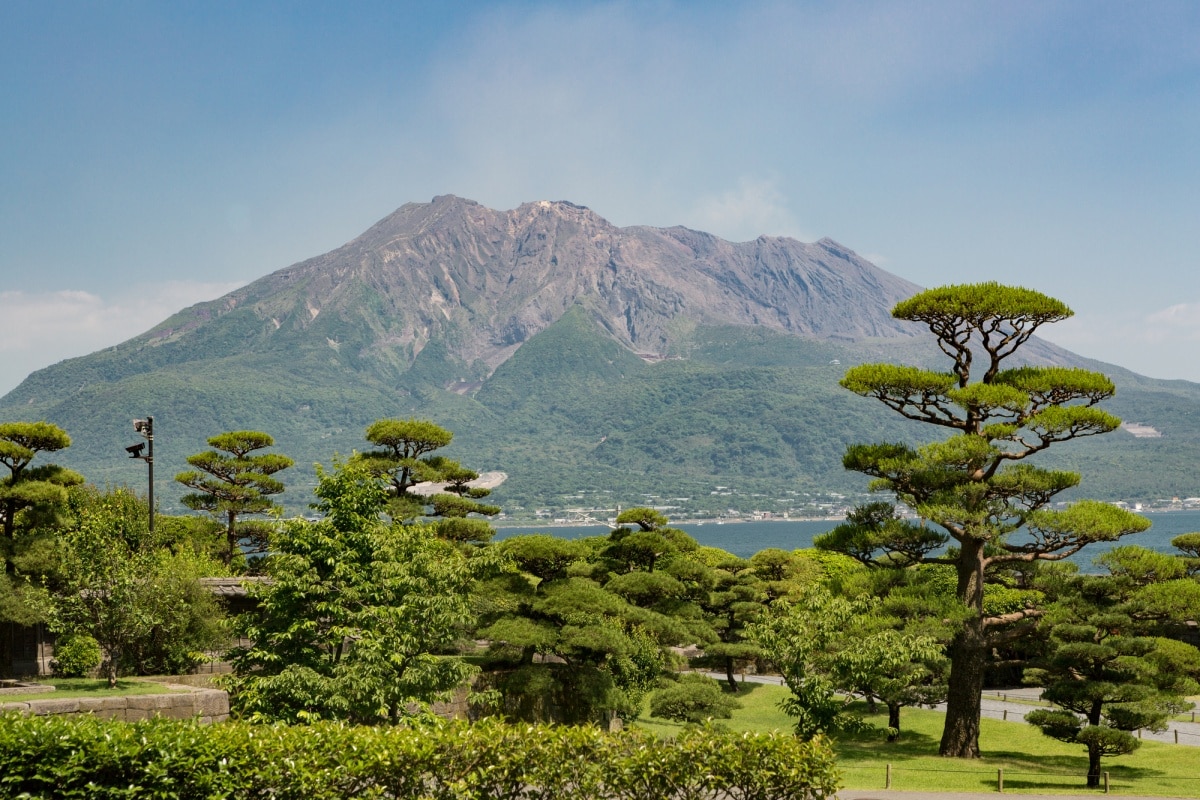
top-left (104, 195), bottom-right (922, 384)
top-left (4, 196), bottom-right (1200, 516)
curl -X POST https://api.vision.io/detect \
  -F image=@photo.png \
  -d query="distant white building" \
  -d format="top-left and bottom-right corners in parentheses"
top-left (1121, 422), bottom-right (1163, 438)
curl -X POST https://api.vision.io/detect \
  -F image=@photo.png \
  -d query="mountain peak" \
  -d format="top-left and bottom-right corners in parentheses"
top-left (41, 197), bottom-right (927, 396)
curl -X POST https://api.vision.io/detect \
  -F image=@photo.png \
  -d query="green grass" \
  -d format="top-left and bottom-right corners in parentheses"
top-left (0, 678), bottom-right (179, 703)
top-left (634, 682), bottom-right (1200, 797)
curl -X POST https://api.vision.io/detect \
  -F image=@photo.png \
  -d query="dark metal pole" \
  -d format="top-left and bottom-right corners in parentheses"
top-left (130, 417), bottom-right (155, 537)
top-left (146, 416), bottom-right (154, 537)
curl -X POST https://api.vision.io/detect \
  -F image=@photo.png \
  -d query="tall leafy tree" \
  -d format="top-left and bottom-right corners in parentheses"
top-left (47, 485), bottom-right (227, 686)
top-left (224, 459), bottom-right (502, 724)
top-left (818, 283), bottom-right (1149, 757)
top-left (175, 431), bottom-right (293, 567)
top-left (751, 585), bottom-right (944, 740)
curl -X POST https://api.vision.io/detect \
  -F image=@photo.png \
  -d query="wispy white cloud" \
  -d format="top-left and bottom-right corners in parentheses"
top-left (1048, 302), bottom-right (1200, 383)
top-left (1145, 303), bottom-right (1200, 335)
top-left (688, 177), bottom-right (808, 242)
top-left (0, 280), bottom-right (243, 396)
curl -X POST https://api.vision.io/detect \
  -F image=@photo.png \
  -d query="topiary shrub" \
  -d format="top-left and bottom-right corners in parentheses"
top-left (50, 634), bottom-right (102, 678)
top-left (650, 673), bottom-right (742, 723)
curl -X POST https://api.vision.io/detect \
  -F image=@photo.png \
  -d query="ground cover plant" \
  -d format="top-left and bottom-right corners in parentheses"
top-left (636, 683), bottom-right (1200, 796)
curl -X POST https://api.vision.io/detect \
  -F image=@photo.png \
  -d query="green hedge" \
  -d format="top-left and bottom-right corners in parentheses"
top-left (0, 714), bottom-right (839, 799)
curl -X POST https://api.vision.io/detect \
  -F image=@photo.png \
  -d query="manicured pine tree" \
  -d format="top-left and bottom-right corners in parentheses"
top-left (357, 419), bottom-right (499, 543)
top-left (0, 421), bottom-right (81, 549)
top-left (818, 283), bottom-right (1149, 757)
top-left (175, 430), bottom-right (293, 567)
top-left (1026, 555), bottom-right (1200, 787)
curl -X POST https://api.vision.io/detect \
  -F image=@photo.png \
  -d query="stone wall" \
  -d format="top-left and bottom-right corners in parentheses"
top-left (429, 685), bottom-right (471, 720)
top-left (0, 683), bottom-right (229, 723)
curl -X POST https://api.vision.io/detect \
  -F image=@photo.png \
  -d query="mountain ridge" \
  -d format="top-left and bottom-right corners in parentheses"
top-left (5, 196), bottom-right (1200, 515)
top-left (141, 195), bottom-right (921, 374)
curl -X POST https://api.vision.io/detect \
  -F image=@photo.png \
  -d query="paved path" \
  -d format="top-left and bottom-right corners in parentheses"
top-left (945, 690), bottom-right (1200, 748)
top-left (838, 791), bottom-right (1178, 800)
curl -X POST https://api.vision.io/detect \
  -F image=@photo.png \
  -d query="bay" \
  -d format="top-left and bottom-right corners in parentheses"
top-left (494, 510), bottom-right (1200, 567)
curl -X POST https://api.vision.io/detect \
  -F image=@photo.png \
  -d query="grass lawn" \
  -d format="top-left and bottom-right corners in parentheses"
top-left (0, 678), bottom-right (180, 703)
top-left (635, 682), bottom-right (1200, 797)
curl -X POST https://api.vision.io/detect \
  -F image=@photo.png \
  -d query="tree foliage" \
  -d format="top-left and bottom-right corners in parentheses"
top-left (751, 585), bottom-right (944, 739)
top-left (0, 421), bottom-right (81, 557)
top-left (175, 430), bottom-right (293, 567)
top-left (650, 673), bottom-right (742, 723)
top-left (820, 282), bottom-right (1150, 758)
top-left (1026, 557), bottom-right (1200, 787)
top-left (475, 510), bottom-right (731, 725)
top-left (223, 459), bottom-right (503, 724)
top-left (47, 485), bottom-right (227, 685)
top-left (357, 419), bottom-right (499, 543)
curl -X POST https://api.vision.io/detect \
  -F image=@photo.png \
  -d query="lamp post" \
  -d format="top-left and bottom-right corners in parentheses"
top-left (127, 416), bottom-right (154, 536)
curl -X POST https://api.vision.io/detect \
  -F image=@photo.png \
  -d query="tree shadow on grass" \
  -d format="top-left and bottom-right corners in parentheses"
top-left (730, 681), bottom-right (773, 699)
top-left (983, 748), bottom-right (1165, 782)
top-left (835, 727), bottom-right (942, 761)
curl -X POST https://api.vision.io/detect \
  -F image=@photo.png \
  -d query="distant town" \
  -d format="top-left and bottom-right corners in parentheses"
top-left (494, 486), bottom-right (1200, 527)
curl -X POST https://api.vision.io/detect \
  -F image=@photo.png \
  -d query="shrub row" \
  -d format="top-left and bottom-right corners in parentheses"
top-left (0, 713), bottom-right (839, 799)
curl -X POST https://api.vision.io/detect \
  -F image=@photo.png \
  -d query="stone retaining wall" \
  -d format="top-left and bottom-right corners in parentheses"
top-left (0, 684), bottom-right (229, 723)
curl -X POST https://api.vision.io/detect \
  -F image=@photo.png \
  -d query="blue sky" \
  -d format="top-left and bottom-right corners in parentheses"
top-left (3, 1), bottom-right (1199, 395)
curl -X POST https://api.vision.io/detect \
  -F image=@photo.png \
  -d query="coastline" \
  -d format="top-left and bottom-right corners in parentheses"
top-left (492, 515), bottom-right (847, 529)
top-left (493, 506), bottom-right (1199, 530)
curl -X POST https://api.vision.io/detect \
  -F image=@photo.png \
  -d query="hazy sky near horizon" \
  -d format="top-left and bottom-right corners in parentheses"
top-left (3, 1), bottom-right (1199, 396)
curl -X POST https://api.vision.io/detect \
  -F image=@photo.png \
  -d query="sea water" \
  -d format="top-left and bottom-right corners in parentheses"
top-left (494, 510), bottom-right (1200, 569)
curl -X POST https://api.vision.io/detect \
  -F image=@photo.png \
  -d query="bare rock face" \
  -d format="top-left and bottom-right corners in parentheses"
top-left (148, 195), bottom-right (922, 378)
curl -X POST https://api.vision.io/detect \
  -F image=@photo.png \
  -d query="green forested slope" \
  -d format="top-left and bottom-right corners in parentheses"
top-left (4, 309), bottom-right (1200, 516)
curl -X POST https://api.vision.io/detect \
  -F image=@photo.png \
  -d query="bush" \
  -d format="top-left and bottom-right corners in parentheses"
top-left (50, 634), bottom-right (102, 678)
top-left (0, 714), bottom-right (840, 799)
top-left (651, 673), bottom-right (742, 723)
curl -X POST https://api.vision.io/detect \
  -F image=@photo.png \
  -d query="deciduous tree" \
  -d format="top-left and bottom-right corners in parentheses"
top-left (819, 283), bottom-right (1150, 757)
top-left (224, 459), bottom-right (502, 724)
top-left (48, 486), bottom-right (226, 685)
top-left (751, 585), bottom-right (944, 739)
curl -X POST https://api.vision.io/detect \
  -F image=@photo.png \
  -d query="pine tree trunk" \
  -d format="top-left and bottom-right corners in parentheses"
top-left (724, 655), bottom-right (738, 692)
top-left (1086, 742), bottom-right (1102, 788)
top-left (0, 624), bottom-right (13, 678)
top-left (939, 618), bottom-right (985, 757)
top-left (940, 537), bottom-right (987, 758)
